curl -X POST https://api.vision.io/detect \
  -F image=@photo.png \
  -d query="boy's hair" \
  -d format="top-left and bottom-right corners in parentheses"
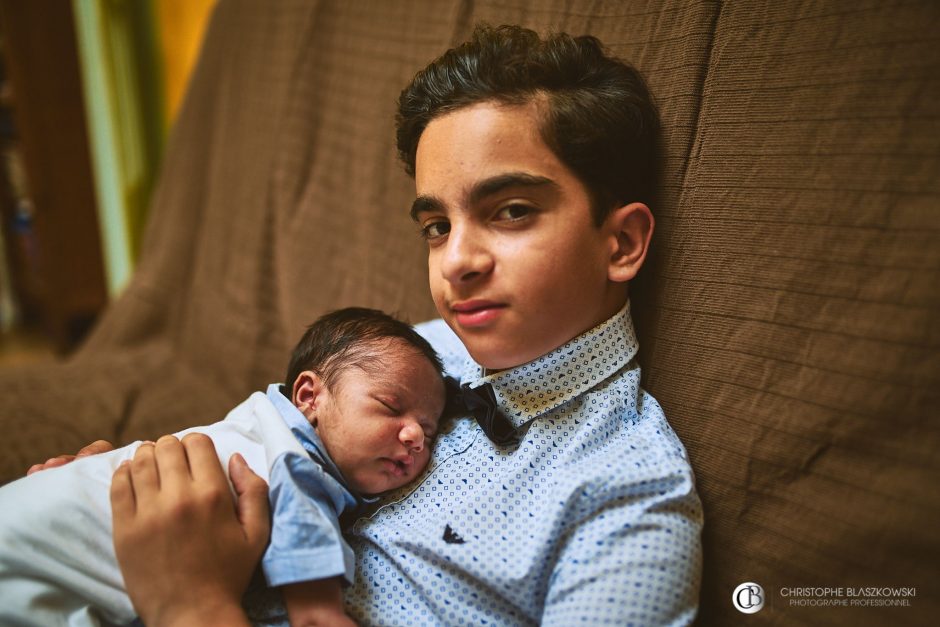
top-left (285, 307), bottom-right (444, 391)
top-left (396, 24), bottom-right (660, 224)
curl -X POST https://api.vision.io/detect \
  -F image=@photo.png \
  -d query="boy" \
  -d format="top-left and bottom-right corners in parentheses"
top-left (47, 25), bottom-right (705, 626)
top-left (0, 308), bottom-right (447, 627)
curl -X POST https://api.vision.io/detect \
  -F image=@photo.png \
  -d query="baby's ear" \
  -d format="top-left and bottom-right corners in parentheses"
top-left (606, 202), bottom-right (654, 283)
top-left (292, 371), bottom-right (326, 425)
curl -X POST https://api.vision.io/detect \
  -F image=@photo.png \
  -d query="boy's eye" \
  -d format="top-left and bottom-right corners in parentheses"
top-left (495, 204), bottom-right (532, 221)
top-left (420, 220), bottom-right (450, 240)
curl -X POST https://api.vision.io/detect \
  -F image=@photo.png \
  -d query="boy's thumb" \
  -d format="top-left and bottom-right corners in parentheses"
top-left (228, 453), bottom-right (271, 551)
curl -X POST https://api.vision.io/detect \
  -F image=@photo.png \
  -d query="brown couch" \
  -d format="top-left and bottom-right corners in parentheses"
top-left (1, 0), bottom-right (936, 624)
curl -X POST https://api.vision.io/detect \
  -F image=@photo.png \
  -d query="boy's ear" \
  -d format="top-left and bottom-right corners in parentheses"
top-left (292, 371), bottom-right (326, 426)
top-left (605, 202), bottom-right (654, 283)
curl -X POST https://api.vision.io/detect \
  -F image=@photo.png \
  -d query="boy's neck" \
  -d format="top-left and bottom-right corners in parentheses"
top-left (482, 294), bottom-right (630, 376)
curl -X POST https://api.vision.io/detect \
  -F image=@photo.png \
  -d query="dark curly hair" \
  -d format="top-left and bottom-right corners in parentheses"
top-left (284, 307), bottom-right (444, 392)
top-left (396, 24), bottom-right (660, 224)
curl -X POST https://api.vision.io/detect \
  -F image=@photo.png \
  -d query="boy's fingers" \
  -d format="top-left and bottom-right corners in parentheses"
top-left (110, 461), bottom-right (136, 520)
top-left (76, 440), bottom-right (115, 458)
top-left (153, 435), bottom-right (190, 492)
top-left (26, 440), bottom-right (115, 475)
top-left (229, 453), bottom-right (271, 549)
top-left (130, 442), bottom-right (160, 497)
top-left (26, 455), bottom-right (74, 475)
top-left (180, 433), bottom-right (227, 486)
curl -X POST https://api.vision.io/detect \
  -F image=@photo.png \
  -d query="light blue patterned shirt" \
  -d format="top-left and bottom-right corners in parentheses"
top-left (344, 303), bottom-right (703, 625)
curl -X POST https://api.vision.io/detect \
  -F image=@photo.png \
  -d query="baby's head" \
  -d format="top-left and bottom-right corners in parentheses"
top-left (285, 308), bottom-right (447, 495)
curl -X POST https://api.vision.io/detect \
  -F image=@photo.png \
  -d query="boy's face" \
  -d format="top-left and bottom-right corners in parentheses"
top-left (295, 340), bottom-right (445, 495)
top-left (412, 100), bottom-right (628, 370)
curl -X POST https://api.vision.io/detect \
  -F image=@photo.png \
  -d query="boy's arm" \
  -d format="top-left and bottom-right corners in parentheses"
top-left (540, 464), bottom-right (703, 626)
top-left (282, 578), bottom-right (357, 627)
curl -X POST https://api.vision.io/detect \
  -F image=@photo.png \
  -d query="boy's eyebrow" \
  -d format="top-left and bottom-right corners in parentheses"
top-left (409, 172), bottom-right (559, 222)
top-left (468, 172), bottom-right (558, 205)
top-left (410, 196), bottom-right (442, 222)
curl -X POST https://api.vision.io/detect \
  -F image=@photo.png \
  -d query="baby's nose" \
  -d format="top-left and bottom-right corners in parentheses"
top-left (400, 422), bottom-right (425, 451)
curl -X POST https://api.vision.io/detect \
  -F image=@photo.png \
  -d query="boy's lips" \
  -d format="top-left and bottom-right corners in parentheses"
top-left (451, 300), bottom-right (507, 327)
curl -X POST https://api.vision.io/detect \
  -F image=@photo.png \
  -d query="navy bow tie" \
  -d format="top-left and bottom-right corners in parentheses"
top-left (447, 378), bottom-right (517, 445)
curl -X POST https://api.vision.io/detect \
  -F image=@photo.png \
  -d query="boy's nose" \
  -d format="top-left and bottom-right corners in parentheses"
top-left (439, 227), bottom-right (493, 284)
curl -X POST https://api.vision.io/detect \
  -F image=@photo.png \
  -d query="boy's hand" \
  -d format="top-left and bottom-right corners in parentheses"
top-left (26, 439), bottom-right (115, 475)
top-left (110, 434), bottom-right (271, 627)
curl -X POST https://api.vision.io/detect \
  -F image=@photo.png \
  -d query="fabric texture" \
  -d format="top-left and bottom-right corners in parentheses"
top-left (344, 304), bottom-right (701, 626)
top-left (0, 0), bottom-right (937, 624)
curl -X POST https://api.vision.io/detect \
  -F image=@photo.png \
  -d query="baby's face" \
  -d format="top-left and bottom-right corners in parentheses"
top-left (312, 341), bottom-right (445, 495)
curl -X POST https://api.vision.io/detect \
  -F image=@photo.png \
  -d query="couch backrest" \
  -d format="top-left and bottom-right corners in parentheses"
top-left (119, 0), bottom-right (722, 392)
top-left (641, 3), bottom-right (939, 623)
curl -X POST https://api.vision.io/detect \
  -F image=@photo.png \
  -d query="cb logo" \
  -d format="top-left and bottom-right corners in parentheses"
top-left (732, 582), bottom-right (764, 614)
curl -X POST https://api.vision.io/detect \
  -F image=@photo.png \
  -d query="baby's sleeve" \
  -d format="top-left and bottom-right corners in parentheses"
top-left (262, 451), bottom-right (355, 587)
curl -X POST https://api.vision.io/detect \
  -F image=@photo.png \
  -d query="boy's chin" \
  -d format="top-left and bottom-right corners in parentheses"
top-left (446, 321), bottom-right (546, 371)
top-left (463, 342), bottom-right (530, 373)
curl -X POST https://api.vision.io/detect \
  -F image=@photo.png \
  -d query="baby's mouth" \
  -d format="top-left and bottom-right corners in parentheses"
top-left (381, 457), bottom-right (408, 477)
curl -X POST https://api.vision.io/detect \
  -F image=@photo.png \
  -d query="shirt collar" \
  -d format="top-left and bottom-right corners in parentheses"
top-left (266, 384), bottom-right (380, 504)
top-left (267, 383), bottom-right (331, 464)
top-left (457, 301), bottom-right (639, 430)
